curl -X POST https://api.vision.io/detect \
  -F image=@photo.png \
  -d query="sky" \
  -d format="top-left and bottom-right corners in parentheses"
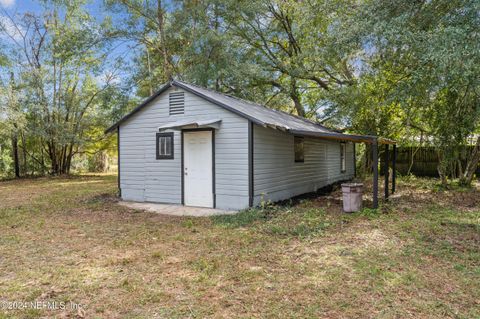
top-left (1, 0), bottom-right (42, 15)
top-left (1, 0), bottom-right (115, 20)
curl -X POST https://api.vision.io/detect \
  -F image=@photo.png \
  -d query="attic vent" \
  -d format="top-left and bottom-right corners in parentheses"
top-left (169, 92), bottom-right (185, 115)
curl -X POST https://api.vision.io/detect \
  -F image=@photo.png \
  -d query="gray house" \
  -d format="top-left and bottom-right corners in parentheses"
top-left (106, 79), bottom-right (365, 210)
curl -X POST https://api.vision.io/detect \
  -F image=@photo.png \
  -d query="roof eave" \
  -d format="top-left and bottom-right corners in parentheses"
top-left (171, 80), bottom-right (265, 126)
top-left (289, 130), bottom-right (396, 144)
top-left (104, 81), bottom-right (173, 134)
top-left (105, 79), bottom-right (268, 135)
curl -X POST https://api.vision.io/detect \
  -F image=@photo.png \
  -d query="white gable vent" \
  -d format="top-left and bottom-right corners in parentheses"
top-left (169, 92), bottom-right (185, 115)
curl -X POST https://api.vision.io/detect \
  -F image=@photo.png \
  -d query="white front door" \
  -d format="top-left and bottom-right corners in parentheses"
top-left (184, 131), bottom-right (213, 208)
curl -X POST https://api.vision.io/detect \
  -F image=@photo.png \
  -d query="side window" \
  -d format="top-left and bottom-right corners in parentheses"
top-left (156, 132), bottom-right (174, 159)
top-left (294, 136), bottom-right (304, 163)
top-left (340, 142), bottom-right (346, 172)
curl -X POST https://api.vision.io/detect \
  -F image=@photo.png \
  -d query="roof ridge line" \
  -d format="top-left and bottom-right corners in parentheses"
top-left (173, 79), bottom-right (270, 109)
top-left (173, 79), bottom-right (333, 131)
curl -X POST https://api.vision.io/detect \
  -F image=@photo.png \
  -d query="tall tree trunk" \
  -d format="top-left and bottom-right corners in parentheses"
top-left (437, 150), bottom-right (449, 187)
top-left (9, 71), bottom-right (20, 178)
top-left (40, 145), bottom-right (45, 175)
top-left (61, 145), bottom-right (68, 174)
top-left (65, 144), bottom-right (74, 174)
top-left (48, 141), bottom-right (59, 175)
top-left (157, 0), bottom-right (170, 79)
top-left (20, 131), bottom-right (27, 176)
top-left (290, 78), bottom-right (305, 117)
top-left (360, 143), bottom-right (373, 175)
top-left (146, 46), bottom-right (153, 95)
top-left (11, 133), bottom-right (20, 178)
top-left (407, 146), bottom-right (422, 175)
top-left (214, 3), bottom-right (220, 91)
top-left (459, 136), bottom-right (480, 186)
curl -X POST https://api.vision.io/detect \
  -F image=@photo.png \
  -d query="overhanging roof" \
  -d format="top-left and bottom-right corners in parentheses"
top-left (105, 82), bottom-right (173, 133)
top-left (290, 130), bottom-right (396, 144)
top-left (104, 79), bottom-right (333, 134)
top-left (105, 79), bottom-right (395, 144)
top-left (158, 119), bottom-right (221, 131)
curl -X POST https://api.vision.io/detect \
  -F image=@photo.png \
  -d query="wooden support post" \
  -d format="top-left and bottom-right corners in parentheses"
top-left (372, 139), bottom-right (379, 208)
top-left (384, 144), bottom-right (389, 200)
top-left (392, 144), bottom-right (397, 194)
top-left (353, 143), bottom-right (357, 178)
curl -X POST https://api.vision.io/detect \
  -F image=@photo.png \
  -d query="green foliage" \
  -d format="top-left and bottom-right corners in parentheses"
top-left (332, 0), bottom-right (480, 181)
top-left (212, 203), bottom-right (332, 239)
top-left (331, 70), bottom-right (406, 140)
top-left (358, 207), bottom-right (380, 219)
top-left (109, 0), bottom-right (479, 185)
top-left (0, 144), bottom-right (12, 178)
top-left (211, 207), bottom-right (274, 228)
top-left (0, 0), bottom-right (122, 177)
top-left (108, 0), bottom-right (358, 118)
top-left (2, 0), bottom-right (479, 185)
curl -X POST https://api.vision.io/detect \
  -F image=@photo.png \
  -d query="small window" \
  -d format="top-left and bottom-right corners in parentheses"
top-left (156, 132), bottom-right (174, 159)
top-left (340, 143), bottom-right (346, 172)
top-left (169, 92), bottom-right (185, 115)
top-left (294, 136), bottom-right (304, 163)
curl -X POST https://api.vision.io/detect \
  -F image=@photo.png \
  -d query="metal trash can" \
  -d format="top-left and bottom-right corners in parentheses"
top-left (341, 183), bottom-right (363, 212)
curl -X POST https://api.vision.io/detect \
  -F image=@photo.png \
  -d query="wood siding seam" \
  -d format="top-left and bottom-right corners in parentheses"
top-left (252, 126), bottom-right (355, 205)
top-left (248, 121), bottom-right (254, 207)
top-left (120, 88), bottom-right (249, 209)
top-left (181, 131), bottom-right (184, 205)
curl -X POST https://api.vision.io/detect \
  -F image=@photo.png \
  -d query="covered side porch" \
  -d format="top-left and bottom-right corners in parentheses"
top-left (290, 130), bottom-right (397, 209)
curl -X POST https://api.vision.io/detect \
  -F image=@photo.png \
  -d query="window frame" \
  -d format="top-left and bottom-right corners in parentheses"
top-left (340, 142), bottom-right (346, 173)
top-left (294, 136), bottom-right (305, 163)
top-left (156, 132), bottom-right (174, 160)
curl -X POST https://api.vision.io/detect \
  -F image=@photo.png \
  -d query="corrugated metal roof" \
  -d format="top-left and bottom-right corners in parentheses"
top-left (173, 80), bottom-right (333, 133)
top-left (158, 118), bottom-right (221, 130)
top-left (105, 79), bottom-right (393, 144)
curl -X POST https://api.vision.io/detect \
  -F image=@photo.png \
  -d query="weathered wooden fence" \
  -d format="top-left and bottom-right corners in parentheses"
top-left (394, 146), bottom-right (480, 177)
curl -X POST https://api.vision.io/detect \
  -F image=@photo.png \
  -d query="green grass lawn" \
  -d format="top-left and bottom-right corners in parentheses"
top-left (0, 175), bottom-right (479, 318)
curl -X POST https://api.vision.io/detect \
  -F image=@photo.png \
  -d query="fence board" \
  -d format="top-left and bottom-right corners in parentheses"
top-left (393, 146), bottom-right (480, 177)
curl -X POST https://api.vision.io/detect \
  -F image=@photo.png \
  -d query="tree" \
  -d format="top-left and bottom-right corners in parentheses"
top-left (0, 1), bottom-right (119, 175)
top-left (109, 0), bottom-right (358, 119)
top-left (0, 71), bottom-right (24, 177)
top-left (219, 0), bottom-right (358, 117)
top-left (336, 0), bottom-right (480, 185)
top-left (105, 0), bottom-right (177, 96)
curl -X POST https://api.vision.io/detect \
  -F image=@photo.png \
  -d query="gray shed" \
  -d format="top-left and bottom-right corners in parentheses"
top-left (106, 79), bottom-right (394, 210)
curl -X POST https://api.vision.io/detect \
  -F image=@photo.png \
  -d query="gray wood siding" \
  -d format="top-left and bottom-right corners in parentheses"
top-left (119, 86), bottom-right (249, 210)
top-left (253, 125), bottom-right (354, 205)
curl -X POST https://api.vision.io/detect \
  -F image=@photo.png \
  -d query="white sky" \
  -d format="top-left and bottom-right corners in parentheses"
top-left (0, 15), bottom-right (24, 42)
top-left (0, 0), bottom-right (15, 8)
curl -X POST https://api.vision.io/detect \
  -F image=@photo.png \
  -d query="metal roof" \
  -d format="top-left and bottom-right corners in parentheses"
top-left (172, 80), bottom-right (333, 133)
top-left (105, 79), bottom-right (393, 144)
top-left (158, 118), bottom-right (222, 131)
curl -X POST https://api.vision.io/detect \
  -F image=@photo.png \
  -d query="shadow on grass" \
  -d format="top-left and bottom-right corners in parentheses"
top-left (211, 207), bottom-right (276, 228)
top-left (211, 204), bottom-right (336, 238)
top-left (400, 174), bottom-right (479, 193)
top-left (210, 183), bottom-right (342, 230)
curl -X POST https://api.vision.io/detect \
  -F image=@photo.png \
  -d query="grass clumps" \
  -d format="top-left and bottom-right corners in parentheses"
top-left (0, 175), bottom-right (479, 318)
top-left (211, 207), bottom-right (275, 228)
top-left (212, 201), bottom-right (334, 238)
